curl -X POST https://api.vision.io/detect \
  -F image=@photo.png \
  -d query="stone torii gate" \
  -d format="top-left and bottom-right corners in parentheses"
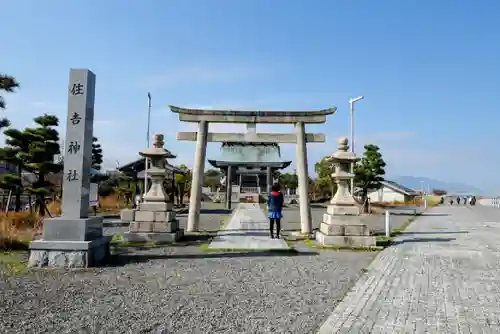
top-left (170, 105), bottom-right (337, 234)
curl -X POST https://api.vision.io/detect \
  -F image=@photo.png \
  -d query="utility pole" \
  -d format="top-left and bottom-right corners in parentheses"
top-left (144, 92), bottom-right (152, 197)
top-left (349, 96), bottom-right (364, 193)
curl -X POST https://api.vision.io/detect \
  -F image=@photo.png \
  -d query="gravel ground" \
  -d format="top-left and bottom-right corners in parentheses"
top-left (0, 204), bottom-right (416, 333)
top-left (0, 244), bottom-right (375, 333)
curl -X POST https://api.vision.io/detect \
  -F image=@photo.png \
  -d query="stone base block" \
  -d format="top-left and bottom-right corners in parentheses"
top-left (28, 236), bottom-right (111, 268)
top-left (135, 210), bottom-right (155, 222)
top-left (320, 222), bottom-right (370, 236)
top-left (154, 211), bottom-right (176, 222)
top-left (315, 232), bottom-right (376, 247)
top-left (134, 210), bottom-right (176, 223)
top-left (326, 205), bottom-right (360, 216)
top-left (323, 213), bottom-right (366, 225)
top-left (139, 202), bottom-right (173, 212)
top-left (42, 216), bottom-right (103, 241)
top-left (129, 220), bottom-right (179, 233)
top-left (128, 222), bottom-right (151, 233)
top-left (123, 230), bottom-right (184, 243)
top-left (120, 209), bottom-right (136, 222)
top-left (288, 230), bottom-right (314, 240)
top-left (153, 220), bottom-right (179, 233)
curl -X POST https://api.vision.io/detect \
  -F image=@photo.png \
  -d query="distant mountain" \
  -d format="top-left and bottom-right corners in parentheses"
top-left (389, 176), bottom-right (485, 195)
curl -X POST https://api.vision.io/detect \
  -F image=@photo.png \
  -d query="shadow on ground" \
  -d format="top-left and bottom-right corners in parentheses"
top-left (419, 213), bottom-right (450, 216)
top-left (104, 248), bottom-right (319, 267)
top-left (103, 222), bottom-right (129, 227)
top-left (309, 203), bottom-right (327, 208)
top-left (200, 209), bottom-right (233, 214)
top-left (215, 231), bottom-right (273, 237)
top-left (399, 231), bottom-right (468, 235)
top-left (392, 237), bottom-right (456, 245)
top-left (111, 234), bottom-right (215, 248)
top-left (174, 234), bottom-right (214, 246)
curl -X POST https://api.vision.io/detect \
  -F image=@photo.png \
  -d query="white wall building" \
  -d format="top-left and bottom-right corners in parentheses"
top-left (367, 180), bottom-right (419, 203)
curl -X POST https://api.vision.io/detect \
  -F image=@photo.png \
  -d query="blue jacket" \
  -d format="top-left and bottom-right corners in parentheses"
top-left (268, 191), bottom-right (284, 213)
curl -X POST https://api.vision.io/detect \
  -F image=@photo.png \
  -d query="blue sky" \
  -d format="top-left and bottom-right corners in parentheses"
top-left (2, 0), bottom-right (500, 193)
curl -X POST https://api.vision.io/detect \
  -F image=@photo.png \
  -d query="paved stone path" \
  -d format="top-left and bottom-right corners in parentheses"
top-left (208, 203), bottom-right (289, 250)
top-left (319, 205), bottom-right (500, 334)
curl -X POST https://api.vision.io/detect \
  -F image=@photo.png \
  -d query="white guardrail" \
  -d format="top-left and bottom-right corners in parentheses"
top-left (478, 197), bottom-right (500, 208)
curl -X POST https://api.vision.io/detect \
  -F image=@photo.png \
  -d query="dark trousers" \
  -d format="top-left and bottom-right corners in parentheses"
top-left (269, 218), bottom-right (281, 236)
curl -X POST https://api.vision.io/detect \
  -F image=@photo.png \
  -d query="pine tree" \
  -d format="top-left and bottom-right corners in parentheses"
top-left (314, 157), bottom-right (337, 197)
top-left (90, 136), bottom-right (109, 184)
top-left (0, 128), bottom-right (30, 211)
top-left (0, 73), bottom-right (20, 210)
top-left (174, 164), bottom-right (192, 206)
top-left (277, 172), bottom-right (298, 192)
top-left (22, 114), bottom-right (63, 215)
top-left (354, 144), bottom-right (386, 211)
top-left (92, 137), bottom-right (103, 170)
top-left (0, 73), bottom-right (19, 128)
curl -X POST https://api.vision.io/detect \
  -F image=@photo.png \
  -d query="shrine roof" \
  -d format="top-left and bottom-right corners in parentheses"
top-left (208, 142), bottom-right (291, 168)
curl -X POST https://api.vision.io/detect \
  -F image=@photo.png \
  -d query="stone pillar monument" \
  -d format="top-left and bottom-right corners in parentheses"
top-left (121, 134), bottom-right (184, 243)
top-left (28, 69), bottom-right (111, 268)
top-left (315, 137), bottom-right (376, 247)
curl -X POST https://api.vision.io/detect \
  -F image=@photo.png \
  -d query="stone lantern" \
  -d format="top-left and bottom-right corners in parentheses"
top-left (121, 134), bottom-right (183, 243)
top-left (328, 137), bottom-right (360, 215)
top-left (141, 134), bottom-right (169, 202)
top-left (315, 137), bottom-right (376, 247)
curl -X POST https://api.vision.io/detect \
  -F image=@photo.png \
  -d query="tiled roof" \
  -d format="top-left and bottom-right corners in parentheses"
top-left (380, 180), bottom-right (419, 196)
top-left (208, 143), bottom-right (291, 168)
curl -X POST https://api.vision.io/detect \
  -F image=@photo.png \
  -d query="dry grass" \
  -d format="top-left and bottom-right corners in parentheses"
top-left (0, 212), bottom-right (43, 250)
top-left (46, 201), bottom-right (62, 216)
top-left (375, 196), bottom-right (442, 208)
top-left (0, 195), bottom-right (131, 251)
top-left (369, 196), bottom-right (442, 214)
top-left (46, 195), bottom-right (131, 217)
top-left (423, 195), bottom-right (442, 207)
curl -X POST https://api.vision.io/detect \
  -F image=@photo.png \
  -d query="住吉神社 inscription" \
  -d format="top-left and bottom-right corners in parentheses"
top-left (70, 82), bottom-right (85, 96)
top-left (61, 69), bottom-right (96, 219)
top-left (66, 169), bottom-right (79, 182)
top-left (68, 141), bottom-right (80, 154)
top-left (70, 112), bottom-right (82, 125)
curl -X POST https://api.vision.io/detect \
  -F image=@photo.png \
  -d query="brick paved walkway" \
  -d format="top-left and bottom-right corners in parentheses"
top-left (319, 205), bottom-right (500, 334)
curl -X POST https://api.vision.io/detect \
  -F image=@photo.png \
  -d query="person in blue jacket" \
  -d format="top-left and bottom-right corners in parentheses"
top-left (268, 183), bottom-right (284, 239)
